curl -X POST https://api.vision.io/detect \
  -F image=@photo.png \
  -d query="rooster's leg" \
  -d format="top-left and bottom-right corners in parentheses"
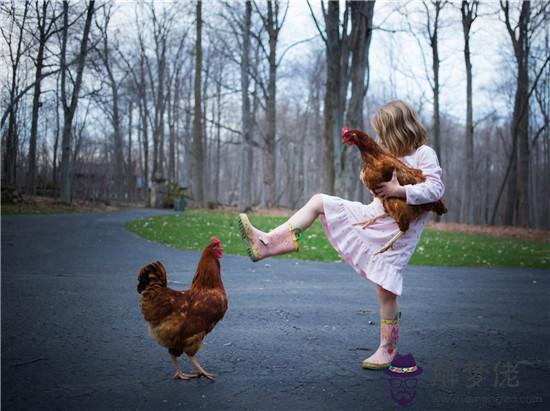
top-left (374, 231), bottom-right (405, 255)
top-left (189, 355), bottom-right (216, 381)
top-left (353, 213), bottom-right (387, 229)
top-left (170, 354), bottom-right (194, 380)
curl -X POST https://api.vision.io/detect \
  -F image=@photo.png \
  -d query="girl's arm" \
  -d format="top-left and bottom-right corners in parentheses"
top-left (374, 146), bottom-right (445, 203)
top-left (402, 146), bottom-right (445, 205)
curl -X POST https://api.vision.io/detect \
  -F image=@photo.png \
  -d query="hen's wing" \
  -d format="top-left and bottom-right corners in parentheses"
top-left (179, 288), bottom-right (228, 339)
top-left (383, 157), bottom-right (425, 185)
top-left (165, 288), bottom-right (227, 357)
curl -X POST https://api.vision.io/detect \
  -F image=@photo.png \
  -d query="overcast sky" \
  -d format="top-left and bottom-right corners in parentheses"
top-left (277, 1), bottom-right (513, 125)
top-left (0, 1), bottom-right (518, 130)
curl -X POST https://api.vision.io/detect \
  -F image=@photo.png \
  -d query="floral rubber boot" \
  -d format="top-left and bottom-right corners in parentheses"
top-left (362, 311), bottom-right (401, 369)
top-left (238, 213), bottom-right (303, 262)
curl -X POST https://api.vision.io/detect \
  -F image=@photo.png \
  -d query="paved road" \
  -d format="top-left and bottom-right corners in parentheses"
top-left (2, 210), bottom-right (549, 410)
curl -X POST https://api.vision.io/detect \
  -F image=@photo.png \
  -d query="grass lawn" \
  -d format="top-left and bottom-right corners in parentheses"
top-left (126, 210), bottom-right (550, 269)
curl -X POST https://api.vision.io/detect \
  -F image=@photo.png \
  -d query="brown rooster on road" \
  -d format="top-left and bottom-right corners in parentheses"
top-left (137, 237), bottom-right (227, 381)
top-left (342, 128), bottom-right (448, 254)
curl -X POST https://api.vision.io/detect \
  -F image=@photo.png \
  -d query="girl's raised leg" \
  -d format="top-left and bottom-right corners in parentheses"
top-left (238, 194), bottom-right (324, 262)
top-left (287, 193), bottom-right (324, 230)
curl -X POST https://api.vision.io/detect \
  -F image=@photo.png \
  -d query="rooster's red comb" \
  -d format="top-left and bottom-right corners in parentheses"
top-left (210, 236), bottom-right (221, 244)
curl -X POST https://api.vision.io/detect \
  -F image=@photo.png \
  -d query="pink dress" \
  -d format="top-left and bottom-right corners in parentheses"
top-left (319, 145), bottom-right (445, 296)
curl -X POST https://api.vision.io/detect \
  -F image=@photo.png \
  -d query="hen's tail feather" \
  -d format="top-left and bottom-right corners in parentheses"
top-left (144, 260), bottom-right (167, 277)
top-left (137, 260), bottom-right (168, 293)
top-left (433, 200), bottom-right (448, 216)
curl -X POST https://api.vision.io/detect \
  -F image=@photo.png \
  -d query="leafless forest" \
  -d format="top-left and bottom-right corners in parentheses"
top-left (1, 1), bottom-right (549, 228)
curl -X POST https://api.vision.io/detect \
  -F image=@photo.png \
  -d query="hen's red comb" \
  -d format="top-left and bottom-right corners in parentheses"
top-left (341, 127), bottom-right (354, 145)
top-left (210, 236), bottom-right (221, 244)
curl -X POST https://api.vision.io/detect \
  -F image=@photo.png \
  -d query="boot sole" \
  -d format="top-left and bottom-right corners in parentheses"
top-left (362, 361), bottom-right (390, 370)
top-left (237, 214), bottom-right (260, 262)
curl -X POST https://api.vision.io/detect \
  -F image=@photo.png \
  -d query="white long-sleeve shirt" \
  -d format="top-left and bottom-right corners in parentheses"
top-left (400, 145), bottom-right (445, 205)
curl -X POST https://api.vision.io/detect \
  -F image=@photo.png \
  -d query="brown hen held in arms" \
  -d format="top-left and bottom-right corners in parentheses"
top-left (342, 128), bottom-right (448, 254)
top-left (137, 237), bottom-right (228, 381)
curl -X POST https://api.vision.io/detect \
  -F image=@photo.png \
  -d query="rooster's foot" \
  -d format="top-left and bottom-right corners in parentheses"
top-left (190, 370), bottom-right (216, 381)
top-left (189, 355), bottom-right (216, 381)
top-left (173, 371), bottom-right (193, 380)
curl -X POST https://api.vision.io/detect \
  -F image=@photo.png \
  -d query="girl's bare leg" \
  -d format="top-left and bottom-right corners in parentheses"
top-left (376, 284), bottom-right (398, 320)
top-left (287, 193), bottom-right (324, 230)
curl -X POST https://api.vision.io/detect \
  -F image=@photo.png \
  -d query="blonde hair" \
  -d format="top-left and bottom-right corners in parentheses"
top-left (371, 100), bottom-right (427, 156)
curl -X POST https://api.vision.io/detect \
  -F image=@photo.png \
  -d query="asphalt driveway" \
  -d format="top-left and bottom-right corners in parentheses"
top-left (2, 209), bottom-right (549, 410)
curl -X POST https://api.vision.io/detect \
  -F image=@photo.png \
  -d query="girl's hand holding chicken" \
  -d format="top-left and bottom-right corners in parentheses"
top-left (374, 170), bottom-right (406, 200)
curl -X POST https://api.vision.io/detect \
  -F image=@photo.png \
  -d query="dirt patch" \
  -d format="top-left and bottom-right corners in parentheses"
top-left (426, 221), bottom-right (550, 242)
top-left (32, 195), bottom-right (129, 211)
top-left (1, 194), bottom-right (135, 214)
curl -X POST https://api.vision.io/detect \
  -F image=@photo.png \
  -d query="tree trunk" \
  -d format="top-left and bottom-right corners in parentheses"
top-left (139, 55), bottom-right (151, 206)
top-left (342, 1), bottom-right (374, 199)
top-left (334, 4), bottom-right (351, 196)
top-left (127, 101), bottom-right (133, 200)
top-left (27, 0), bottom-right (49, 194)
top-left (214, 64), bottom-right (223, 203)
top-left (53, 77), bottom-right (60, 188)
top-left (321, 1), bottom-right (341, 194)
top-left (312, 1), bottom-right (351, 195)
top-left (110, 78), bottom-right (124, 197)
top-left (168, 71), bottom-right (180, 183)
top-left (502, 0), bottom-right (530, 226)
top-left (514, 3), bottom-right (530, 227)
top-left (238, 1), bottom-right (253, 211)
top-left (430, 1), bottom-right (443, 161)
top-left (192, 0), bottom-right (205, 205)
top-left (262, 1), bottom-right (281, 208)
top-left (460, 1), bottom-right (478, 224)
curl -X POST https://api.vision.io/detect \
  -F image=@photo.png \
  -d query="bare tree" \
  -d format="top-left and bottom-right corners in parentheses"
top-left (1, 1), bottom-right (30, 188)
top-left (27, 0), bottom-right (61, 194)
top-left (495, 1), bottom-right (549, 226)
top-left (59, 0), bottom-right (95, 203)
top-left (94, 4), bottom-right (126, 198)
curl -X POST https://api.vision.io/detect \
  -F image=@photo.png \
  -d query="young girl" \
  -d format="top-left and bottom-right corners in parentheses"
top-left (238, 100), bottom-right (445, 370)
